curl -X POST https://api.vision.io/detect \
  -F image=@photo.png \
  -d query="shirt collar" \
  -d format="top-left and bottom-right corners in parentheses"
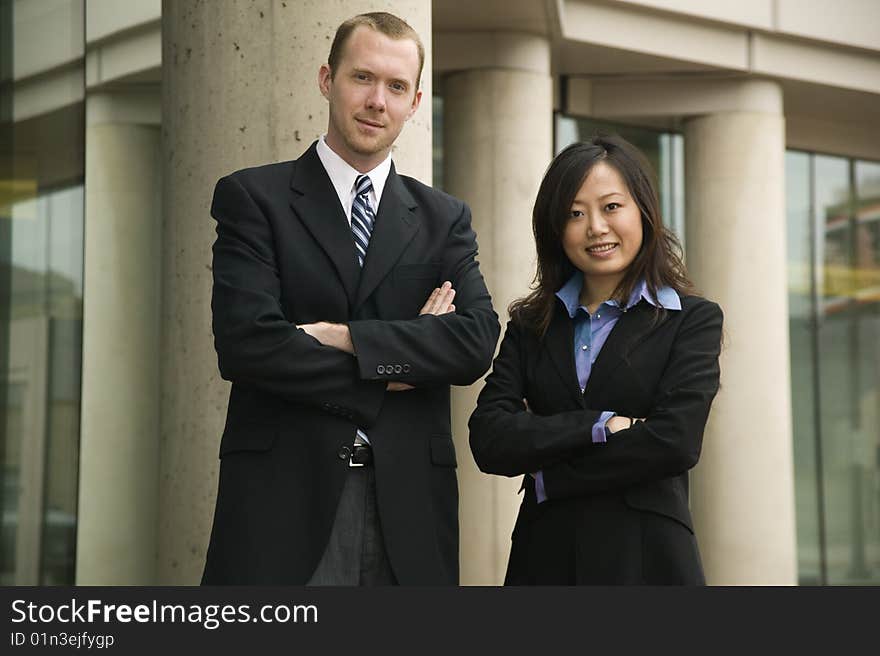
top-left (555, 273), bottom-right (585, 318)
top-left (316, 135), bottom-right (392, 208)
top-left (555, 272), bottom-right (682, 318)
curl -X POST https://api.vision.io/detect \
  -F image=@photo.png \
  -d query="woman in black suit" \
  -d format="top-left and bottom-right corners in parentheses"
top-left (469, 135), bottom-right (723, 585)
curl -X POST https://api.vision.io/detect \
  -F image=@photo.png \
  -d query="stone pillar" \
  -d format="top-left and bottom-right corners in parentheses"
top-left (78, 90), bottom-right (161, 584)
top-left (684, 80), bottom-right (798, 584)
top-left (442, 33), bottom-right (553, 584)
top-left (159, 0), bottom-right (431, 583)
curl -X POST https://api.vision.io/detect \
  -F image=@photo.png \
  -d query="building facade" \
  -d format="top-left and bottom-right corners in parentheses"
top-left (1, 0), bottom-right (878, 585)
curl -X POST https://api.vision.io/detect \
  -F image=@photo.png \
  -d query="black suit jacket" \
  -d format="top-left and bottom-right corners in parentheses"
top-left (469, 295), bottom-right (722, 584)
top-left (202, 143), bottom-right (499, 585)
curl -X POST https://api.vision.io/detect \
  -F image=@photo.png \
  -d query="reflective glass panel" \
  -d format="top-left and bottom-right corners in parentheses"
top-left (0, 0), bottom-right (84, 585)
top-left (786, 150), bottom-right (822, 584)
top-left (849, 159), bottom-right (880, 582)
top-left (814, 154), bottom-right (880, 584)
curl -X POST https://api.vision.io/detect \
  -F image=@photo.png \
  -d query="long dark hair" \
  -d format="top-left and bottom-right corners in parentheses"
top-left (509, 133), bottom-right (695, 336)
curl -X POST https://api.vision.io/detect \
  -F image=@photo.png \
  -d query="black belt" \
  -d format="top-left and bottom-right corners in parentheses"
top-left (349, 443), bottom-right (373, 467)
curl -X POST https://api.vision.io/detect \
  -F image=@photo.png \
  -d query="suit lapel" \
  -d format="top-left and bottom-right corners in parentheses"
top-left (289, 143), bottom-right (360, 307)
top-left (583, 301), bottom-right (661, 398)
top-left (354, 165), bottom-right (420, 311)
top-left (544, 306), bottom-right (585, 408)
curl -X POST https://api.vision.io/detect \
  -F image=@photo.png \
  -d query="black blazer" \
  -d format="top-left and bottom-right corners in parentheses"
top-left (202, 143), bottom-right (499, 585)
top-left (469, 295), bottom-right (722, 584)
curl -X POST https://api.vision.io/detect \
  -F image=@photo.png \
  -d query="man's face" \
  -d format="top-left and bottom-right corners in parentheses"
top-left (319, 26), bottom-right (422, 171)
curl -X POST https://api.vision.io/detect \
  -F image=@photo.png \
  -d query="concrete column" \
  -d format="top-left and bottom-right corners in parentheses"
top-left (78, 90), bottom-right (161, 584)
top-left (160, 0), bottom-right (431, 584)
top-left (442, 33), bottom-right (553, 584)
top-left (684, 81), bottom-right (798, 584)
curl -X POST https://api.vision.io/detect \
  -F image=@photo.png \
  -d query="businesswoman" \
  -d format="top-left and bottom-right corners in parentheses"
top-left (469, 135), bottom-right (723, 585)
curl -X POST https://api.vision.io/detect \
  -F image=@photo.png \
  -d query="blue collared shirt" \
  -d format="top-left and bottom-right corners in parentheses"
top-left (534, 274), bottom-right (682, 503)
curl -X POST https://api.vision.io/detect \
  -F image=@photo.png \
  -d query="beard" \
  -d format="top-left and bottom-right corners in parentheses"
top-left (328, 107), bottom-right (400, 160)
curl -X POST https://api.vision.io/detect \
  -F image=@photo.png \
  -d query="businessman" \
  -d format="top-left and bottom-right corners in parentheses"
top-left (201, 12), bottom-right (499, 585)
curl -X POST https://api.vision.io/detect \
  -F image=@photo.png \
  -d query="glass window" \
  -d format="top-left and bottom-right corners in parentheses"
top-left (787, 150), bottom-right (880, 585)
top-left (786, 150), bottom-right (822, 584)
top-left (815, 155), bottom-right (873, 585)
top-left (851, 160), bottom-right (880, 584)
top-left (0, 0), bottom-right (84, 585)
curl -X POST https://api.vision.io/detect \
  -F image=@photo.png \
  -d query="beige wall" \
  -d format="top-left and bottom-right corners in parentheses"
top-left (12, 0), bottom-right (84, 79)
top-left (557, 0), bottom-right (880, 96)
top-left (613, 0), bottom-right (880, 51)
top-left (776, 0), bottom-right (880, 52)
top-left (86, 0), bottom-right (161, 43)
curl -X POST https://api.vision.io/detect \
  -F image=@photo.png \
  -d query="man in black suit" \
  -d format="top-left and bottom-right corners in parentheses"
top-left (201, 12), bottom-right (499, 585)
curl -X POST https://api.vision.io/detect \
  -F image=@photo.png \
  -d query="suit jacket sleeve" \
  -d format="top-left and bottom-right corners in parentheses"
top-left (542, 299), bottom-right (723, 497)
top-left (347, 201), bottom-right (500, 387)
top-left (468, 320), bottom-right (610, 476)
top-left (210, 174), bottom-right (386, 426)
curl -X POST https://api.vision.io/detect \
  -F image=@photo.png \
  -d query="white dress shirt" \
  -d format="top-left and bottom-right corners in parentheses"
top-left (316, 134), bottom-right (392, 223)
top-left (314, 135), bottom-right (393, 448)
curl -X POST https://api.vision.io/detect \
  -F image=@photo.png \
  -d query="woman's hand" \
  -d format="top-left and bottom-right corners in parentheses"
top-left (606, 415), bottom-right (645, 434)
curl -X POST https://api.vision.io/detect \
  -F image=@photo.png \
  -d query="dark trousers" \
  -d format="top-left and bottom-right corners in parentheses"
top-left (306, 466), bottom-right (397, 586)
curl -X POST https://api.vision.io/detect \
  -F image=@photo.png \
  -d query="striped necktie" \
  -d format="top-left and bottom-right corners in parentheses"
top-left (351, 174), bottom-right (375, 267)
top-left (351, 174), bottom-right (375, 448)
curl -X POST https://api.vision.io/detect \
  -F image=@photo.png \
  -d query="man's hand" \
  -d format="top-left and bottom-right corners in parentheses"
top-left (297, 322), bottom-right (354, 354)
top-left (419, 281), bottom-right (456, 316)
top-left (300, 284), bottom-right (456, 391)
top-left (385, 283), bottom-right (456, 392)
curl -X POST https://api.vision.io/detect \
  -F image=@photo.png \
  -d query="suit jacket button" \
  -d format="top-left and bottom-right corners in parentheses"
top-left (393, 364), bottom-right (402, 374)
top-left (377, 365), bottom-right (385, 375)
top-left (403, 364), bottom-right (410, 373)
top-left (337, 446), bottom-right (351, 460)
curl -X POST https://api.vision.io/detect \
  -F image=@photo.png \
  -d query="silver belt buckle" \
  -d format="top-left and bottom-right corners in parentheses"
top-left (349, 443), bottom-right (366, 468)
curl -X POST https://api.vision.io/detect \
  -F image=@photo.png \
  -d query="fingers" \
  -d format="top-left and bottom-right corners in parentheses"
top-left (437, 286), bottom-right (456, 314)
top-left (607, 416), bottom-right (644, 434)
top-left (606, 416), bottom-right (626, 434)
top-left (419, 281), bottom-right (456, 315)
top-left (418, 286), bottom-right (441, 315)
top-left (386, 382), bottom-right (415, 392)
top-left (297, 322), bottom-right (319, 340)
top-left (431, 283), bottom-right (448, 314)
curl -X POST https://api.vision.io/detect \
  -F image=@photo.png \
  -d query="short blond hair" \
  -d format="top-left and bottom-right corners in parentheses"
top-left (327, 12), bottom-right (425, 90)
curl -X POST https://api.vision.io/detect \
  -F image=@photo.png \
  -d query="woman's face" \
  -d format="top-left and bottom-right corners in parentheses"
top-left (562, 161), bottom-right (644, 288)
